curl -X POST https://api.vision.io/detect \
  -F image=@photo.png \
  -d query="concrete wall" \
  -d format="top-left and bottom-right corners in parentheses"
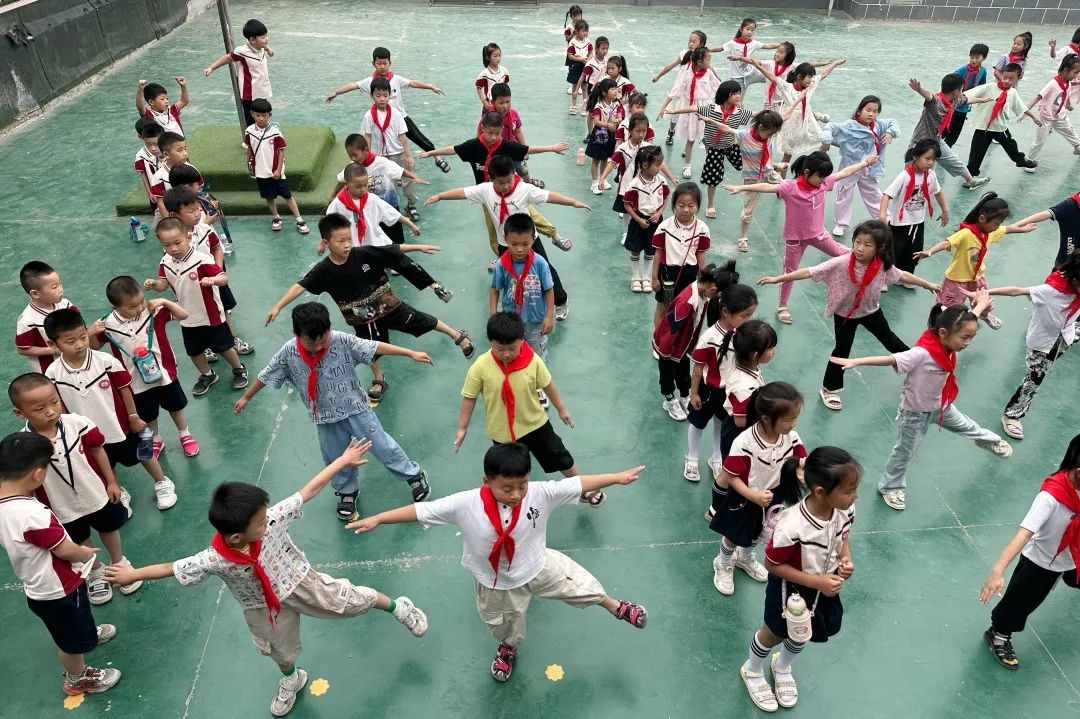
top-left (839, 0), bottom-right (1080, 24)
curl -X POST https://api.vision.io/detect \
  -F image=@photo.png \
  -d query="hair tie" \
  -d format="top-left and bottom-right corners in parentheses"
top-left (798, 457), bottom-right (806, 468)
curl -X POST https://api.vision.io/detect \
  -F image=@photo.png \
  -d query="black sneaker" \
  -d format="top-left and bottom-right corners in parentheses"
top-left (984, 627), bottom-right (1019, 670)
top-left (192, 370), bottom-right (218, 396)
top-left (435, 157), bottom-right (451, 174)
top-left (408, 470), bottom-right (430, 502)
top-left (231, 364), bottom-right (249, 390)
top-left (490, 644), bottom-right (516, 682)
top-left (432, 283), bottom-right (453, 303)
top-left (665, 127), bottom-right (675, 146)
top-left (1016, 158), bottom-right (1038, 169)
top-left (407, 204), bottom-right (421, 222)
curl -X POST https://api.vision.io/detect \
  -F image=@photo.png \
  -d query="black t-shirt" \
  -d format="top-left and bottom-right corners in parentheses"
top-left (453, 138), bottom-right (529, 184)
top-left (1048, 198), bottom-right (1080, 267)
top-left (298, 247), bottom-right (434, 324)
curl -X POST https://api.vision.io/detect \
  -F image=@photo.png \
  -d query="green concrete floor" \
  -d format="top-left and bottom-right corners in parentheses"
top-left (0, 2), bottom-right (1078, 717)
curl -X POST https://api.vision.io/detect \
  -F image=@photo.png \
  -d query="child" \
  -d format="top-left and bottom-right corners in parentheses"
top-left (598, 114), bottom-right (678, 248)
top-left (759, 220), bottom-right (941, 411)
top-left (235, 302), bottom-right (433, 519)
top-left (136, 78), bottom-right (187, 137)
top-left (994, 32), bottom-right (1033, 82)
top-left (1049, 28), bottom-right (1080, 59)
top-left (658, 47), bottom-right (720, 178)
top-left (329, 134), bottom-right (428, 230)
top-left (490, 214), bottom-right (555, 366)
top-left (16, 261), bottom-right (79, 373)
top-left (148, 131), bottom-right (192, 218)
top-left (917, 192), bottom-right (1035, 329)
top-left (718, 320), bottom-right (777, 455)
top-left (979, 433), bottom-right (1080, 669)
top-left (757, 58), bottom-right (847, 166)
top-left (615, 92), bottom-right (653, 143)
top-left (652, 263), bottom-right (733, 421)
top-left (716, 18), bottom-right (780, 95)
top-left (42, 309), bottom-right (178, 510)
top-left (820, 95), bottom-right (900, 237)
top-left (245, 99), bottom-right (309, 234)
top-left (829, 296), bottom-right (1012, 511)
top-left (880, 138), bottom-right (949, 277)
top-left (651, 182), bottom-right (711, 329)
top-left (481, 83), bottom-right (550, 188)
top-left (577, 35), bottom-right (609, 99)
top-left (133, 119), bottom-right (164, 224)
top-left (563, 5), bottom-right (583, 43)
top-left (10, 374), bottom-right (140, 605)
top-left (943, 43), bottom-right (990, 147)
top-left (1011, 191), bottom-right (1080, 270)
top-left (0, 432), bottom-right (121, 697)
top-left (989, 251), bottom-right (1080, 440)
top-left (103, 440), bottom-right (429, 717)
top-left (360, 78), bottom-right (420, 221)
top-left (204, 18), bottom-right (273, 129)
top-left (685, 283), bottom-right (759, 481)
top-left (348, 442), bottom-right (647, 682)
top-left (326, 163), bottom-right (420, 248)
top-left (168, 163), bottom-right (234, 253)
top-left (605, 55), bottom-right (636, 106)
top-left (906, 75), bottom-right (991, 189)
top-left (652, 31), bottom-right (709, 146)
top-left (566, 21), bottom-right (592, 113)
top-left (725, 150), bottom-right (877, 324)
top-left (452, 312), bottom-right (605, 507)
top-left (621, 146), bottom-right (670, 292)
top-left (964, 63), bottom-right (1041, 176)
top-left (739, 446), bottom-right (858, 712)
top-left (101, 276), bottom-right (199, 459)
top-left (1023, 55), bottom-right (1080, 170)
top-left (477, 42), bottom-right (510, 111)
top-left (711, 382), bottom-right (805, 597)
top-left (144, 219), bottom-right (249, 396)
top-left (586, 79), bottom-right (625, 192)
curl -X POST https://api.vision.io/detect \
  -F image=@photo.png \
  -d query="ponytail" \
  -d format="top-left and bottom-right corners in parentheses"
top-left (786, 62), bottom-right (816, 84)
top-left (1059, 433), bottom-right (1080, 472)
top-left (632, 144), bottom-right (663, 179)
top-left (962, 191), bottom-right (1010, 226)
top-left (775, 456), bottom-right (808, 507)
top-left (744, 381), bottom-right (802, 430)
top-left (713, 283), bottom-right (758, 362)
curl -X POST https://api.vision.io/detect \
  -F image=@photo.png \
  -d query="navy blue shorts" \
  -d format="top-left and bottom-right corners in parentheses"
top-left (105, 433), bottom-right (141, 468)
top-left (257, 177), bottom-right (293, 200)
top-left (27, 583), bottom-right (98, 654)
top-left (133, 381), bottom-right (188, 423)
top-left (63, 499), bottom-right (128, 544)
top-left (496, 421), bottom-right (575, 474)
top-left (181, 323), bottom-right (234, 356)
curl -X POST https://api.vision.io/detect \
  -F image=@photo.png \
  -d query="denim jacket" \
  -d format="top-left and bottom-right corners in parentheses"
top-left (820, 117), bottom-right (900, 180)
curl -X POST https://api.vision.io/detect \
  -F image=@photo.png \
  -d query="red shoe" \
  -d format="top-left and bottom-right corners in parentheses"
top-left (490, 644), bottom-right (516, 682)
top-left (152, 439), bottom-right (164, 460)
top-left (180, 434), bottom-right (200, 457)
top-left (614, 600), bottom-right (648, 628)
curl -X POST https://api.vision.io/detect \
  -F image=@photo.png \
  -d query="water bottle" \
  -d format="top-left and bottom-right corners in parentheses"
top-left (129, 216), bottom-right (148, 243)
top-left (783, 591), bottom-right (813, 643)
top-left (132, 346), bottom-right (163, 384)
top-left (136, 425), bottom-right (154, 461)
top-left (576, 147), bottom-right (586, 166)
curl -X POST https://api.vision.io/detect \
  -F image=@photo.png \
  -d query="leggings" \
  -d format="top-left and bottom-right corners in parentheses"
top-left (822, 310), bottom-right (908, 391)
top-left (779, 233), bottom-right (849, 305)
top-left (403, 115), bottom-right (435, 153)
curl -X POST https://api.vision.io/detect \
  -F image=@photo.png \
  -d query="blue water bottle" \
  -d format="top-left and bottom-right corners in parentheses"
top-left (136, 425), bottom-right (154, 461)
top-left (129, 216), bottom-right (148, 243)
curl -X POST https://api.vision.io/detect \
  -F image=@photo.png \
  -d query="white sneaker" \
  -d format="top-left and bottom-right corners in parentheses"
top-left (881, 489), bottom-right (906, 511)
top-left (678, 396), bottom-right (690, 414)
top-left (96, 624), bottom-right (117, 644)
top-left (1023, 166), bottom-right (1037, 174)
top-left (831, 225), bottom-right (845, 237)
top-left (154, 477), bottom-right (178, 510)
top-left (566, 86), bottom-right (572, 95)
top-left (981, 312), bottom-right (1003, 330)
top-left (712, 555), bottom-right (735, 595)
top-left (740, 662), bottom-right (779, 712)
top-left (555, 304), bottom-right (569, 321)
top-left (985, 439), bottom-right (1013, 458)
top-left (114, 556), bottom-right (143, 595)
top-left (392, 596), bottom-right (429, 637)
top-left (270, 668), bottom-right (308, 717)
top-left (681, 165), bottom-right (692, 179)
top-left (683, 455), bottom-right (700, 482)
top-left (119, 487), bottom-right (132, 518)
top-left (771, 653), bottom-right (799, 708)
top-left (662, 397), bottom-right (687, 421)
top-left (733, 553), bottom-right (769, 582)
top-left (591, 181), bottom-right (602, 195)
top-left (87, 566), bottom-right (113, 605)
top-left (537, 388), bottom-right (550, 410)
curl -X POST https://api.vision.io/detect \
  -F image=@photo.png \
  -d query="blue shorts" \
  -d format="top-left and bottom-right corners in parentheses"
top-left (257, 177), bottom-right (293, 199)
top-left (27, 584), bottom-right (98, 655)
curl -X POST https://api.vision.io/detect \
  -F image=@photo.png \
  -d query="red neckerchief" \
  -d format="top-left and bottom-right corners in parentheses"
top-left (370, 104), bottom-right (392, 155)
top-left (1073, 191), bottom-right (1080, 208)
top-left (750, 126), bottom-right (771, 179)
top-left (492, 342), bottom-right (536, 441)
top-left (795, 175), bottom-right (816, 192)
top-left (211, 533), bottom-right (281, 624)
top-left (766, 63), bottom-right (789, 103)
top-left (1054, 75), bottom-right (1070, 116)
top-left (733, 36), bottom-right (751, 57)
top-left (479, 485), bottom-right (523, 589)
top-left (1007, 51), bottom-right (1024, 66)
top-left (295, 337), bottom-right (329, 419)
top-left (494, 174), bottom-right (522, 224)
top-left (936, 92), bottom-right (956, 136)
top-left (1045, 270), bottom-right (1080, 319)
top-left (361, 151), bottom-right (376, 167)
top-left (500, 249), bottom-right (535, 311)
top-left (986, 82), bottom-right (1010, 129)
top-left (963, 62), bottom-right (980, 89)
top-left (898, 165), bottom-right (934, 222)
top-left (789, 80), bottom-right (809, 118)
top-left (1070, 42), bottom-right (1080, 56)
top-left (845, 253), bottom-right (882, 319)
top-left (960, 221), bottom-right (991, 278)
top-left (720, 102), bottom-right (737, 125)
top-left (478, 134), bottom-right (503, 181)
top-left (336, 188), bottom-right (368, 244)
top-left (373, 70), bottom-right (394, 81)
top-left (914, 329), bottom-right (959, 418)
top-left (689, 67), bottom-right (708, 103)
top-left (855, 116), bottom-right (881, 154)
top-left (1041, 471), bottom-right (1080, 568)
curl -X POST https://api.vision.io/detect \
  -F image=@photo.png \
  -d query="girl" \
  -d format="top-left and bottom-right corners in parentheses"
top-left (476, 43), bottom-right (509, 112)
top-left (615, 93), bottom-right (653, 143)
top-left (1024, 55), bottom-right (1080, 165)
top-left (916, 192), bottom-right (1035, 330)
top-left (651, 182), bottom-right (712, 330)
top-left (716, 18), bottom-right (780, 95)
top-left (653, 262), bottom-right (736, 421)
top-left (685, 283), bottom-right (758, 482)
top-left (725, 150), bottom-right (878, 324)
top-left (585, 79), bottom-right (625, 192)
top-left (621, 146), bottom-right (670, 293)
top-left (658, 47), bottom-right (720, 179)
top-left (759, 220), bottom-right (940, 411)
top-left (563, 5), bottom-right (583, 44)
top-left (600, 114), bottom-right (676, 244)
top-left (821, 95), bottom-right (900, 237)
top-left (763, 42), bottom-right (794, 111)
top-left (711, 382), bottom-right (804, 597)
top-left (606, 55), bottom-right (637, 106)
top-left (979, 433), bottom-right (1080, 670)
top-left (880, 138), bottom-right (949, 277)
top-left (829, 296), bottom-right (1013, 511)
top-left (987, 250), bottom-right (1080, 440)
top-left (740, 446), bottom-right (858, 712)
top-left (566, 20), bottom-right (592, 114)
top-left (652, 30), bottom-right (708, 146)
top-left (577, 35), bottom-right (609, 100)
top-left (994, 32), bottom-right (1033, 83)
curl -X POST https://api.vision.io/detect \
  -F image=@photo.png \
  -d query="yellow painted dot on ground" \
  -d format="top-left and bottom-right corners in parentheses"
top-left (309, 678), bottom-right (330, 696)
top-left (545, 664), bottom-right (564, 682)
top-left (63, 693), bottom-right (85, 710)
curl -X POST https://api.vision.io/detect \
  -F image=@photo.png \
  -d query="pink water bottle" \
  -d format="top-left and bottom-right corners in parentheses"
top-left (576, 147), bottom-right (586, 166)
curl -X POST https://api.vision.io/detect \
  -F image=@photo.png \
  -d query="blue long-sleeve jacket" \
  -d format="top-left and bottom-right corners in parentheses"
top-left (820, 117), bottom-right (900, 180)
top-left (953, 64), bottom-right (987, 113)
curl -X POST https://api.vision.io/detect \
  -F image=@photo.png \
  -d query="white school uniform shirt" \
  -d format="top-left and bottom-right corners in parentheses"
top-left (325, 192), bottom-right (401, 247)
top-left (23, 414), bottom-right (108, 524)
top-left (143, 104), bottom-right (184, 137)
top-left (723, 364), bottom-right (764, 418)
top-left (245, 123), bottom-right (286, 179)
top-left (610, 140), bottom-right (646, 196)
top-left (0, 496), bottom-right (83, 600)
top-left (882, 168), bottom-right (941, 227)
top-left (766, 499), bottom-right (855, 576)
top-left (45, 349), bottom-right (133, 444)
top-left (721, 38), bottom-right (764, 78)
top-left (690, 323), bottom-right (734, 389)
top-left (157, 248), bottom-right (226, 327)
top-left (463, 180), bottom-right (550, 247)
top-left (1024, 283), bottom-right (1080, 353)
top-left (102, 306), bottom-right (180, 394)
top-left (414, 476), bottom-right (584, 589)
top-left (134, 146), bottom-right (160, 193)
top-left (651, 216), bottom-right (711, 265)
top-left (567, 38), bottom-right (592, 63)
top-left (336, 158), bottom-right (404, 200)
top-left (582, 54), bottom-right (607, 89)
top-left (475, 65), bottom-right (510, 101)
top-left (622, 173), bottom-right (670, 216)
top-left (1020, 491), bottom-right (1077, 572)
top-left (230, 43), bottom-right (271, 100)
top-left (722, 425), bottom-right (806, 492)
top-left (188, 222), bottom-right (222, 256)
top-left (355, 74), bottom-right (413, 113)
top-left (360, 106), bottom-right (407, 156)
top-left (15, 298), bottom-right (75, 372)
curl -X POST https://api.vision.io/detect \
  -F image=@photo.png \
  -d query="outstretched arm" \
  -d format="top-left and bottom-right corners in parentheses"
top-left (723, 182), bottom-right (778, 195)
top-left (758, 268), bottom-right (811, 285)
top-left (347, 503), bottom-right (419, 534)
top-left (744, 56), bottom-right (780, 86)
top-left (653, 58), bottom-right (682, 83)
top-left (545, 191), bottom-right (591, 210)
top-left (265, 283), bottom-right (306, 325)
top-left (898, 272), bottom-right (940, 292)
top-left (417, 145), bottom-right (457, 159)
top-left (232, 377), bottom-right (266, 414)
top-left (325, 81), bottom-right (360, 103)
top-left (913, 239), bottom-right (952, 261)
top-left (374, 342), bottom-right (434, 364)
top-left (103, 561), bottom-right (177, 586)
top-left (828, 354), bottom-right (897, 370)
top-left (1011, 209), bottom-right (1052, 227)
top-left (980, 527), bottom-right (1034, 603)
top-left (425, 188), bottom-right (468, 205)
top-left (408, 79), bottom-right (444, 95)
top-left (833, 154), bottom-right (878, 182)
top-left (527, 142), bottom-right (570, 155)
top-left (204, 53), bottom-right (233, 76)
top-left (818, 57), bottom-right (847, 81)
top-left (578, 466), bottom-right (645, 494)
top-left (299, 439), bottom-right (372, 503)
top-left (908, 77), bottom-right (934, 102)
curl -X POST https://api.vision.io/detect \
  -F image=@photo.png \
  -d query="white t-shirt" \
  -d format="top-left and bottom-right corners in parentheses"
top-left (622, 173), bottom-right (669, 216)
top-left (721, 39), bottom-right (764, 78)
top-left (651, 217), bottom-right (711, 266)
top-left (882, 168), bottom-right (942, 227)
top-left (355, 74), bottom-right (413, 113)
top-left (45, 350), bottom-right (133, 444)
top-left (463, 181), bottom-right (550, 246)
top-left (1035, 77), bottom-right (1071, 119)
top-left (893, 347), bottom-right (948, 414)
top-left (0, 496), bottom-right (83, 600)
top-left (690, 323), bottom-right (734, 389)
top-left (189, 222), bottom-right (222, 257)
top-left (337, 157), bottom-right (404, 200)
top-left (414, 477), bottom-right (583, 589)
top-left (360, 106), bottom-right (407, 156)
top-left (24, 414), bottom-right (108, 524)
top-left (1020, 491), bottom-right (1077, 572)
top-left (1026, 283), bottom-right (1080, 353)
top-left (143, 104), bottom-right (184, 137)
top-left (245, 124), bottom-right (286, 179)
top-left (230, 44), bottom-right (271, 100)
top-left (766, 500), bottom-right (855, 576)
top-left (722, 424), bottom-right (806, 491)
top-left (325, 192), bottom-right (401, 247)
top-left (134, 146), bottom-right (160, 192)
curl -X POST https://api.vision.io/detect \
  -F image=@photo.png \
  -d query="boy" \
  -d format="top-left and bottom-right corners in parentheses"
top-left (965, 63), bottom-right (1041, 176)
top-left (169, 163), bottom-right (234, 253)
top-left (427, 155), bottom-right (588, 321)
top-left (135, 77), bottom-right (188, 137)
top-left (245, 98), bottom-right (309, 234)
top-left (907, 75), bottom-right (992, 189)
top-left (16, 261), bottom-right (79, 372)
top-left (134, 119), bottom-right (164, 225)
top-left (326, 162), bottom-right (419, 248)
top-left (359, 77), bottom-right (420, 221)
top-left (266, 213), bottom-right (470, 403)
top-left (943, 43), bottom-right (989, 147)
top-left (205, 18), bottom-right (273, 130)
top-left (104, 440), bottom-right (428, 717)
top-left (10, 373), bottom-right (140, 605)
top-left (324, 45), bottom-right (452, 174)
top-left (490, 214), bottom-right (555, 373)
top-left (1023, 56), bottom-right (1080, 172)
top-left (235, 303), bottom-right (433, 520)
top-left (0, 432), bottom-right (121, 697)
top-left (143, 218), bottom-right (249, 396)
top-left (149, 131), bottom-right (193, 218)
top-left (483, 83), bottom-right (536, 184)
top-left (101, 275), bottom-right (200, 459)
top-left (42, 309), bottom-right (177, 510)
top-left (348, 442), bottom-right (647, 682)
top-left (452, 312), bottom-right (603, 506)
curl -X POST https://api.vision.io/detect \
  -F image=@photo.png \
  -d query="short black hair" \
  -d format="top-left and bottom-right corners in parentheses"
top-left (136, 117), bottom-right (164, 139)
top-left (8, 372), bottom-right (54, 407)
top-left (169, 163), bottom-right (202, 187)
top-left (208, 482), bottom-right (270, 535)
top-left (344, 133), bottom-right (369, 151)
top-left (483, 442), bottom-right (531, 479)
top-left (319, 212), bottom-right (351, 240)
top-left (155, 217), bottom-right (186, 238)
top-left (370, 77), bottom-right (391, 95)
top-left (969, 43), bottom-right (989, 59)
top-left (940, 73), bottom-right (964, 93)
top-left (1003, 62), bottom-right (1024, 78)
top-left (489, 155), bottom-right (515, 179)
top-left (249, 98), bottom-right (272, 114)
top-left (19, 260), bottom-right (55, 293)
top-left (105, 275), bottom-right (143, 307)
top-left (503, 213), bottom-right (535, 239)
top-left (343, 162), bottom-right (368, 182)
top-left (164, 186), bottom-right (200, 214)
top-left (0, 432), bottom-right (52, 482)
top-left (43, 308), bottom-right (85, 341)
top-left (158, 131), bottom-right (185, 153)
top-left (292, 302), bottom-right (332, 340)
top-left (487, 311), bottom-right (525, 344)
top-left (481, 111), bottom-right (504, 129)
top-left (142, 82), bottom-right (167, 102)
top-left (372, 46), bottom-right (391, 61)
top-left (242, 18), bottom-right (268, 39)
top-left (491, 82), bottom-right (511, 101)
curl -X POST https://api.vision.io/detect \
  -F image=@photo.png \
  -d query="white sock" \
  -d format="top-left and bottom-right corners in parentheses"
top-left (630, 256), bottom-right (642, 280)
top-left (775, 639), bottom-right (805, 672)
top-left (711, 422), bottom-right (725, 463)
top-left (734, 546), bottom-right (753, 563)
top-left (178, 427), bottom-right (191, 438)
top-left (746, 633), bottom-right (770, 675)
top-left (687, 424), bottom-right (704, 459)
top-left (643, 255), bottom-right (654, 281)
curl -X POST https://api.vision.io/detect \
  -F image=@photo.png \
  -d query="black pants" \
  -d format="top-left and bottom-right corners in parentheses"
top-left (967, 129), bottom-right (1027, 176)
top-left (497, 237), bottom-right (567, 306)
top-left (823, 310), bottom-right (908, 391)
top-left (890, 223), bottom-right (924, 274)
top-left (658, 355), bottom-right (691, 397)
top-left (991, 555), bottom-right (1073, 634)
top-left (404, 115), bottom-right (436, 153)
top-left (942, 111), bottom-right (967, 147)
top-left (380, 221), bottom-right (405, 244)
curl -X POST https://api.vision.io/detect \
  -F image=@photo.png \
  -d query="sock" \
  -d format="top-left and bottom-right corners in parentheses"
top-left (734, 546), bottom-right (753, 563)
top-left (643, 255), bottom-right (654, 281)
top-left (711, 481), bottom-right (728, 512)
top-left (178, 427), bottom-right (191, 438)
top-left (153, 432), bottom-right (163, 441)
top-left (746, 633), bottom-right (770, 674)
top-left (282, 665), bottom-right (296, 678)
top-left (711, 422), bottom-right (725, 463)
top-left (775, 639), bottom-right (805, 672)
top-left (630, 255), bottom-right (642, 281)
top-left (719, 538), bottom-right (736, 566)
top-left (664, 392), bottom-right (676, 402)
top-left (687, 424), bottom-right (704, 459)
top-left (384, 598), bottom-right (397, 614)
top-left (990, 628), bottom-right (1010, 643)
